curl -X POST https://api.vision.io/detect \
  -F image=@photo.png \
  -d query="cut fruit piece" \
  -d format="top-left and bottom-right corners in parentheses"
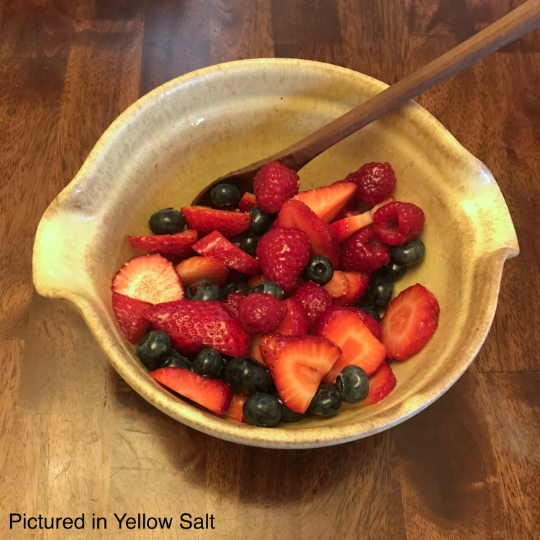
top-left (294, 182), bottom-right (356, 222)
top-left (260, 335), bottom-right (341, 414)
top-left (111, 292), bottom-right (151, 343)
top-left (247, 274), bottom-right (268, 288)
top-left (316, 307), bottom-right (386, 381)
top-left (238, 192), bottom-right (257, 211)
top-left (175, 256), bottom-right (229, 287)
top-left (249, 334), bottom-right (265, 364)
top-left (322, 271), bottom-right (349, 298)
top-left (331, 213), bottom-right (374, 242)
top-left (382, 283), bottom-right (440, 360)
top-left (275, 199), bottom-right (340, 268)
top-left (333, 272), bottom-right (371, 306)
top-left (224, 394), bottom-right (247, 422)
top-left (275, 298), bottom-right (308, 336)
top-left (192, 230), bottom-right (260, 275)
top-left (151, 367), bottom-right (233, 415)
top-left (128, 229), bottom-right (198, 257)
top-left (370, 196), bottom-right (396, 217)
top-left (112, 254), bottom-right (184, 304)
top-left (182, 206), bottom-right (252, 237)
top-left (360, 361), bottom-right (396, 405)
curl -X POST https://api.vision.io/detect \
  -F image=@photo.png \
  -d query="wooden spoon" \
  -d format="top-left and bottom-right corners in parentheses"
top-left (193, 0), bottom-right (540, 206)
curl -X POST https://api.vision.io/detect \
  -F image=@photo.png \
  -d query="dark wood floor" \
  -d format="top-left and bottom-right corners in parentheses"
top-left (1, 1), bottom-right (539, 539)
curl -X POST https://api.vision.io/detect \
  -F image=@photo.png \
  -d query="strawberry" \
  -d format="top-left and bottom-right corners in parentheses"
top-left (249, 334), bottom-right (265, 364)
top-left (292, 281), bottom-right (333, 329)
top-left (259, 335), bottom-right (341, 413)
top-left (333, 272), bottom-right (371, 306)
top-left (226, 291), bottom-right (247, 312)
top-left (256, 227), bottom-right (311, 292)
top-left (182, 206), bottom-right (252, 238)
top-left (111, 292), bottom-right (151, 343)
top-left (331, 212), bottom-right (374, 242)
top-left (381, 284), bottom-right (440, 360)
top-left (192, 230), bottom-right (260, 275)
top-left (151, 367), bottom-right (233, 415)
top-left (224, 394), bottom-right (247, 422)
top-left (145, 300), bottom-right (250, 356)
top-left (361, 361), bottom-right (396, 405)
top-left (275, 199), bottom-right (340, 268)
top-left (112, 254), bottom-right (184, 304)
top-left (322, 271), bottom-right (349, 298)
top-left (293, 182), bottom-right (356, 222)
top-left (253, 161), bottom-right (300, 213)
top-left (238, 192), bottom-right (257, 211)
top-left (316, 307), bottom-right (386, 381)
top-left (128, 230), bottom-right (198, 258)
top-left (354, 308), bottom-right (383, 341)
top-left (247, 274), bottom-right (268, 288)
top-left (334, 207), bottom-right (361, 222)
top-left (175, 256), bottom-right (229, 287)
top-left (275, 298), bottom-right (308, 336)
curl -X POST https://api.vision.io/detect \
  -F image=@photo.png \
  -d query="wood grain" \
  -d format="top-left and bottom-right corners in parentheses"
top-left (1, 1), bottom-right (539, 539)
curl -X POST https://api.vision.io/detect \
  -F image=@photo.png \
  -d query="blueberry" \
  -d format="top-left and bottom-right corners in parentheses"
top-left (391, 238), bottom-right (425, 267)
top-left (222, 282), bottom-right (250, 296)
top-left (357, 305), bottom-right (381, 323)
top-left (309, 384), bottom-right (342, 417)
top-left (185, 279), bottom-right (224, 301)
top-left (243, 393), bottom-right (282, 427)
top-left (365, 276), bottom-right (394, 309)
top-left (247, 206), bottom-right (272, 235)
top-left (223, 356), bottom-right (273, 395)
top-left (302, 255), bottom-right (334, 286)
top-left (148, 208), bottom-right (185, 235)
top-left (210, 183), bottom-right (241, 208)
top-left (239, 232), bottom-right (260, 256)
top-left (248, 280), bottom-right (283, 299)
top-left (336, 365), bottom-right (369, 403)
top-left (136, 331), bottom-right (172, 371)
top-left (193, 348), bottom-right (224, 377)
top-left (161, 350), bottom-right (193, 371)
top-left (376, 261), bottom-right (407, 282)
top-left (271, 388), bottom-right (303, 422)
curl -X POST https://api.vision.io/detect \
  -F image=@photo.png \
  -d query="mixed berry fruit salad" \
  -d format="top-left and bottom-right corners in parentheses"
top-left (111, 161), bottom-right (440, 427)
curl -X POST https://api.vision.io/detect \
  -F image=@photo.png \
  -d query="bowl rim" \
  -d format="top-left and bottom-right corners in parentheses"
top-left (33, 58), bottom-right (519, 448)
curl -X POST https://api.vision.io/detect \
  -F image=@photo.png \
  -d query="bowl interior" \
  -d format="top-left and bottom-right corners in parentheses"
top-left (33, 59), bottom-right (518, 448)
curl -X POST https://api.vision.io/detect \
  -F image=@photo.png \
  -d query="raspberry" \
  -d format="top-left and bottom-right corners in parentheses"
top-left (254, 161), bottom-right (300, 213)
top-left (345, 162), bottom-right (396, 205)
top-left (226, 291), bottom-right (247, 312)
top-left (372, 201), bottom-right (425, 245)
top-left (238, 293), bottom-right (288, 334)
top-left (341, 226), bottom-right (390, 273)
top-left (292, 282), bottom-right (332, 329)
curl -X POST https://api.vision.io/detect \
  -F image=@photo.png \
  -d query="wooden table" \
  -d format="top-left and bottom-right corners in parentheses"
top-left (1, 1), bottom-right (539, 538)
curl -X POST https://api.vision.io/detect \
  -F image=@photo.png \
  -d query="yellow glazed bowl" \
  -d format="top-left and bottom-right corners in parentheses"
top-left (33, 59), bottom-right (518, 448)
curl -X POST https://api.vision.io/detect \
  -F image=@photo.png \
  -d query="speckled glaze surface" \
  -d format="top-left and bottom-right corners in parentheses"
top-left (33, 59), bottom-right (518, 449)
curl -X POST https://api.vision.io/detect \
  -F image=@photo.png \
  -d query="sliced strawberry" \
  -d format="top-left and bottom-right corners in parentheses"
top-left (260, 335), bottom-right (341, 413)
top-left (192, 230), bottom-right (260, 275)
top-left (111, 292), bottom-right (151, 343)
top-left (112, 254), bottom-right (184, 304)
top-left (275, 298), bottom-right (308, 336)
top-left (322, 271), bottom-right (349, 298)
top-left (333, 272), bottom-right (371, 306)
top-left (145, 300), bottom-right (250, 356)
top-left (128, 230), bottom-right (198, 257)
top-left (275, 199), bottom-right (340, 268)
top-left (225, 291), bottom-right (247, 312)
top-left (316, 307), bottom-right (386, 381)
top-left (247, 274), bottom-right (268, 288)
top-left (294, 182), bottom-right (356, 222)
top-left (361, 361), bottom-right (396, 405)
top-left (334, 207), bottom-right (361, 222)
top-left (382, 284), bottom-right (440, 360)
top-left (224, 394), bottom-right (247, 422)
top-left (249, 334), bottom-right (265, 364)
top-left (151, 367), bottom-right (233, 415)
top-left (370, 196), bottom-right (396, 217)
top-left (182, 206), bottom-right (252, 238)
top-left (175, 256), bottom-right (229, 287)
top-left (238, 192), bottom-right (257, 211)
top-left (331, 212), bottom-right (374, 242)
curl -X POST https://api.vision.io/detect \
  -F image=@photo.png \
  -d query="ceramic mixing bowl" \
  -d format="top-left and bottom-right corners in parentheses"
top-left (33, 59), bottom-right (518, 448)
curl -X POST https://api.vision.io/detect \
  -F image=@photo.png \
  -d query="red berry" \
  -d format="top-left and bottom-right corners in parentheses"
top-left (332, 272), bottom-right (371, 306)
top-left (292, 281), bottom-right (332, 329)
top-left (238, 192), bottom-right (257, 211)
top-left (275, 298), bottom-right (308, 336)
top-left (293, 182), bottom-right (356, 222)
top-left (181, 206), bottom-right (252, 238)
top-left (238, 293), bottom-right (288, 334)
top-left (362, 361), bottom-right (396, 405)
top-left (128, 230), bottom-right (198, 258)
top-left (111, 292), bottom-right (151, 343)
top-left (226, 291), bottom-right (247, 312)
top-left (254, 161), bottom-right (300, 213)
top-left (372, 201), bottom-right (425, 246)
top-left (345, 162), bottom-right (396, 205)
top-left (341, 226), bottom-right (390, 273)
top-left (176, 256), bottom-right (229, 287)
top-left (224, 394), bottom-right (247, 422)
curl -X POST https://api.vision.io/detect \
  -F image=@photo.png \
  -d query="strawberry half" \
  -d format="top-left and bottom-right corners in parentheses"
top-left (224, 394), bottom-right (247, 422)
top-left (361, 361), bottom-right (396, 405)
top-left (331, 213), bottom-right (374, 242)
top-left (238, 192), bottom-right (257, 211)
top-left (111, 292), bottom-right (151, 343)
top-left (249, 334), bottom-right (265, 364)
top-left (151, 367), bottom-right (233, 415)
top-left (192, 230), bottom-right (260, 275)
top-left (294, 182), bottom-right (356, 222)
top-left (333, 272), bottom-right (371, 306)
top-left (182, 206), bottom-right (252, 238)
top-left (275, 298), bottom-right (308, 336)
top-left (259, 335), bottom-right (341, 413)
top-left (112, 254), bottom-right (184, 304)
top-left (145, 300), bottom-right (250, 356)
top-left (128, 230), bottom-right (198, 257)
top-left (322, 271), bottom-right (349, 298)
top-left (382, 283), bottom-right (440, 360)
top-left (316, 306), bottom-right (386, 381)
top-left (175, 256), bottom-right (229, 287)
